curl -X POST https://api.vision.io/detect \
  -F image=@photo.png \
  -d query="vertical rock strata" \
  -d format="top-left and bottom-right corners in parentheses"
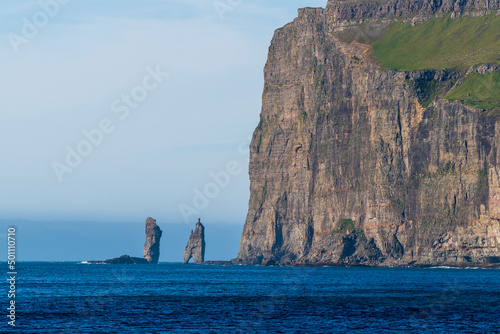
top-left (234, 0), bottom-right (500, 266)
top-left (143, 217), bottom-right (163, 264)
top-left (183, 219), bottom-right (206, 264)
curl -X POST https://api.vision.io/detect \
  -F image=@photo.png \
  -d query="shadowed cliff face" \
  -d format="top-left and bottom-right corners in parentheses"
top-left (144, 217), bottom-right (163, 264)
top-left (234, 0), bottom-right (500, 266)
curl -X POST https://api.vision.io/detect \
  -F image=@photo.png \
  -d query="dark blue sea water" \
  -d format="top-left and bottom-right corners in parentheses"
top-left (7, 263), bottom-right (500, 333)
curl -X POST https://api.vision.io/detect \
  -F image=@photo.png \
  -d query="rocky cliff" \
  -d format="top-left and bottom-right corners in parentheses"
top-left (184, 219), bottom-right (206, 264)
top-left (234, 0), bottom-right (500, 267)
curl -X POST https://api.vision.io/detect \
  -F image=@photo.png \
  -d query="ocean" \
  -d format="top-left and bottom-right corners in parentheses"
top-left (10, 263), bottom-right (500, 333)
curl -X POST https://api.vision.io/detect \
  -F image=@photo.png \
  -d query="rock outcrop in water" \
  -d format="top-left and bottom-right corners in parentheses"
top-left (143, 217), bottom-right (163, 264)
top-left (89, 217), bottom-right (163, 264)
top-left (234, 0), bottom-right (500, 267)
top-left (183, 219), bottom-right (206, 264)
top-left (104, 255), bottom-right (149, 264)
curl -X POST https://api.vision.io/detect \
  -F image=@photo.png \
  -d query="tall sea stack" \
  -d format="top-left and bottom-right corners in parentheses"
top-left (234, 0), bottom-right (500, 267)
top-left (143, 217), bottom-right (163, 264)
top-left (183, 219), bottom-right (206, 264)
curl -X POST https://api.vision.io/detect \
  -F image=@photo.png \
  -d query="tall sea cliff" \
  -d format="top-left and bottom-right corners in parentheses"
top-left (234, 0), bottom-right (500, 266)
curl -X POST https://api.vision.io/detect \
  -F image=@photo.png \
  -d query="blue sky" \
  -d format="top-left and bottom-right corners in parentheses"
top-left (0, 0), bottom-right (327, 226)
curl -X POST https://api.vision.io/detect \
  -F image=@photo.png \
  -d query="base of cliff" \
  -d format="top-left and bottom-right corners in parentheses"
top-left (230, 258), bottom-right (500, 269)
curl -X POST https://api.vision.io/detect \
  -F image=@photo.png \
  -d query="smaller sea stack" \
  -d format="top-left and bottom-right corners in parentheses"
top-left (183, 218), bottom-right (206, 264)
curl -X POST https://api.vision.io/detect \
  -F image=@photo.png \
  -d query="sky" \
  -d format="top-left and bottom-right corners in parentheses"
top-left (0, 0), bottom-right (326, 234)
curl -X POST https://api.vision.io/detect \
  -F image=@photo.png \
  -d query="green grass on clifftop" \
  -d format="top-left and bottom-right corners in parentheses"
top-left (372, 13), bottom-right (500, 71)
top-left (444, 72), bottom-right (500, 110)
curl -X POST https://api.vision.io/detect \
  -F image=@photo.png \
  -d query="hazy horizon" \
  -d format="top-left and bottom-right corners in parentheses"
top-left (1, 218), bottom-right (243, 262)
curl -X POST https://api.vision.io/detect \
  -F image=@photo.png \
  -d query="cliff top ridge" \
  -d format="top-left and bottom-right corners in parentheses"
top-left (321, 0), bottom-right (500, 20)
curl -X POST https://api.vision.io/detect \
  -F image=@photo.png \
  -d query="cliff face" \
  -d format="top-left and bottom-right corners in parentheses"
top-left (235, 0), bottom-right (500, 266)
top-left (143, 217), bottom-right (162, 264)
top-left (183, 219), bottom-right (206, 264)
